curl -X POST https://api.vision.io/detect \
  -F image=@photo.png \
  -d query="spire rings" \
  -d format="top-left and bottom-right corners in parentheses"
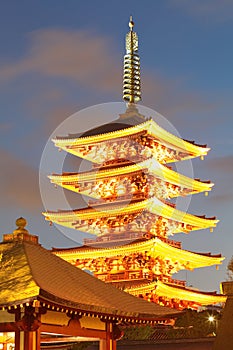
top-left (123, 17), bottom-right (141, 104)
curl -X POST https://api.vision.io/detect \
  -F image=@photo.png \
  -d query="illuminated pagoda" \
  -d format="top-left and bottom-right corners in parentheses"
top-left (44, 17), bottom-right (226, 310)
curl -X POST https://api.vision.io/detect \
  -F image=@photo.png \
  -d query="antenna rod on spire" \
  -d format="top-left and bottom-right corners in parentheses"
top-left (123, 16), bottom-right (141, 104)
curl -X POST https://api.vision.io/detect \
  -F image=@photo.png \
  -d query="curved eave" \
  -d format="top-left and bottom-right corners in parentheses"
top-left (126, 280), bottom-right (227, 305)
top-left (43, 197), bottom-right (218, 232)
top-left (149, 121), bottom-right (209, 157)
top-left (53, 237), bottom-right (224, 270)
top-left (53, 119), bottom-right (209, 160)
top-left (49, 158), bottom-right (213, 197)
top-left (37, 294), bottom-right (178, 322)
top-left (0, 294), bottom-right (39, 309)
top-left (1, 288), bottom-right (177, 322)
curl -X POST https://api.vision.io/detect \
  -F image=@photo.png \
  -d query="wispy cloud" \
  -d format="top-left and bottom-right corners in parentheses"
top-left (211, 193), bottom-right (233, 203)
top-left (205, 155), bottom-right (233, 203)
top-left (143, 74), bottom-right (214, 116)
top-left (206, 155), bottom-right (233, 173)
top-left (0, 122), bottom-right (14, 132)
top-left (0, 150), bottom-right (42, 212)
top-left (0, 29), bottom-right (121, 92)
top-left (0, 28), bottom-right (214, 118)
top-left (170, 0), bottom-right (233, 22)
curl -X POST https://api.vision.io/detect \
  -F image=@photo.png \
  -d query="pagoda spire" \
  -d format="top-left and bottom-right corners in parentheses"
top-left (123, 16), bottom-right (141, 104)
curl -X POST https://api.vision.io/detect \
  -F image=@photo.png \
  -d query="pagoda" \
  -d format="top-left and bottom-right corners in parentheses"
top-left (43, 17), bottom-right (226, 310)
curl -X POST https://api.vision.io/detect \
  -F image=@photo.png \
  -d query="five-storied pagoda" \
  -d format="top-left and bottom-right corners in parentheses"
top-left (44, 17), bottom-right (226, 310)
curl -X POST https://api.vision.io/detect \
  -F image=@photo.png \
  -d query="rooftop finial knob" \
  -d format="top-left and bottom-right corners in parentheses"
top-left (14, 217), bottom-right (29, 235)
top-left (16, 217), bottom-right (27, 229)
top-left (129, 16), bottom-right (134, 30)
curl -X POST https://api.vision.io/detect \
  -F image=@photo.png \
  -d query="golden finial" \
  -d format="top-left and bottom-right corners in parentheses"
top-left (16, 217), bottom-right (27, 229)
top-left (123, 16), bottom-right (141, 104)
top-left (13, 217), bottom-right (29, 235)
top-left (2, 217), bottom-right (38, 244)
top-left (129, 16), bottom-right (134, 30)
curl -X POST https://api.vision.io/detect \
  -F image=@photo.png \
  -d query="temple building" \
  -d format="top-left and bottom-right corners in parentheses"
top-left (44, 17), bottom-right (226, 310)
top-left (0, 218), bottom-right (180, 350)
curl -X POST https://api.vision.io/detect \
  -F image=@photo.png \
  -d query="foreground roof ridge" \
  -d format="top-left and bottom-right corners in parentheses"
top-left (0, 228), bottom-right (181, 320)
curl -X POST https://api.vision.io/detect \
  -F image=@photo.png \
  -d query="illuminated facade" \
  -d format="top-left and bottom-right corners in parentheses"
top-left (44, 17), bottom-right (225, 310)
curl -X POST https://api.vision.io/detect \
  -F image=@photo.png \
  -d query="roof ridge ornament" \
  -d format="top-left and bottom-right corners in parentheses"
top-left (2, 217), bottom-right (39, 244)
top-left (13, 217), bottom-right (29, 235)
top-left (123, 16), bottom-right (141, 105)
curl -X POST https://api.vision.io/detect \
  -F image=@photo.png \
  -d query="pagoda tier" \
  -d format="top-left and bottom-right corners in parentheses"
top-left (53, 118), bottom-right (209, 164)
top-left (52, 239), bottom-right (225, 310)
top-left (43, 197), bottom-right (218, 237)
top-left (52, 237), bottom-right (223, 275)
top-left (125, 280), bottom-right (226, 310)
top-left (49, 158), bottom-right (213, 201)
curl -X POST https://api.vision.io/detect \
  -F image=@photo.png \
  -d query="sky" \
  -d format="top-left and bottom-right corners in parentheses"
top-left (0, 0), bottom-right (233, 293)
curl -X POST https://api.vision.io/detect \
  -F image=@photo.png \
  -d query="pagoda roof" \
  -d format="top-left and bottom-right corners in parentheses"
top-left (49, 158), bottom-right (213, 198)
top-left (52, 237), bottom-right (224, 271)
top-left (126, 280), bottom-right (226, 306)
top-left (43, 197), bottom-right (218, 234)
top-left (53, 118), bottom-right (209, 162)
top-left (0, 239), bottom-right (179, 321)
top-left (65, 111), bottom-right (146, 138)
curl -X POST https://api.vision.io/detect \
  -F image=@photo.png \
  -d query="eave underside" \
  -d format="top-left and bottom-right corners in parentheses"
top-left (49, 158), bottom-right (213, 199)
top-left (44, 197), bottom-right (218, 236)
top-left (53, 237), bottom-right (224, 271)
top-left (53, 119), bottom-right (209, 162)
top-left (125, 280), bottom-right (226, 305)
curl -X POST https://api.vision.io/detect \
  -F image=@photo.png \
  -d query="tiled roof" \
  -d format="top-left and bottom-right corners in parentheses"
top-left (58, 114), bottom-right (146, 139)
top-left (0, 241), bottom-right (180, 320)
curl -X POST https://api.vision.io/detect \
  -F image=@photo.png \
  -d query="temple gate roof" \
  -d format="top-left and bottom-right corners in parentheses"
top-left (0, 219), bottom-right (180, 321)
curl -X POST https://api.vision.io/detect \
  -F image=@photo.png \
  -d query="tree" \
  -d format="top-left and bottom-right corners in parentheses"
top-left (169, 309), bottom-right (221, 339)
top-left (122, 325), bottom-right (154, 340)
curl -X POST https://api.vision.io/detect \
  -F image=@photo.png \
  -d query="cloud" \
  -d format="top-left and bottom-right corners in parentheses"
top-left (204, 155), bottom-right (233, 203)
top-left (0, 149), bottom-right (42, 212)
top-left (0, 29), bottom-right (121, 92)
top-left (0, 28), bottom-right (214, 118)
top-left (211, 193), bottom-right (233, 203)
top-left (206, 155), bottom-right (233, 173)
top-left (44, 105), bottom-right (77, 135)
top-left (0, 123), bottom-right (14, 132)
top-left (25, 91), bottom-right (77, 136)
top-left (170, 0), bottom-right (233, 22)
top-left (142, 73), bottom-right (214, 116)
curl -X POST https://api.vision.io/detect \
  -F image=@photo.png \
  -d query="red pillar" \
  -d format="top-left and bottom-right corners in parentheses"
top-left (14, 330), bottom-right (21, 350)
top-left (106, 322), bottom-right (111, 350)
top-left (14, 309), bottom-right (22, 350)
top-left (14, 306), bottom-right (41, 350)
top-left (24, 330), bottom-right (40, 350)
top-left (99, 322), bottom-right (116, 350)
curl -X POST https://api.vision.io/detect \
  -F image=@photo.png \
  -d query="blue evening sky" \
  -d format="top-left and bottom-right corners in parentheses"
top-left (0, 0), bottom-right (233, 292)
